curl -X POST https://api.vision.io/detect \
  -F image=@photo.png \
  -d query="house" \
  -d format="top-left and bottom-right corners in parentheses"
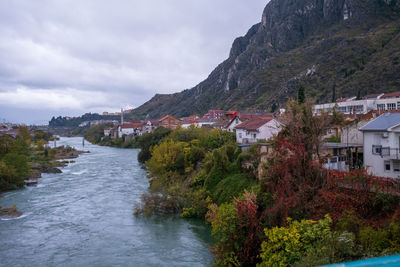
top-left (197, 117), bottom-right (216, 127)
top-left (180, 115), bottom-right (199, 128)
top-left (321, 142), bottom-right (363, 171)
top-left (104, 127), bottom-right (112, 137)
top-left (118, 123), bottom-right (136, 136)
top-left (0, 129), bottom-right (18, 139)
top-left (203, 110), bottom-right (225, 120)
top-left (360, 112), bottom-right (400, 178)
top-left (212, 118), bottom-right (232, 130)
top-left (235, 117), bottom-right (280, 144)
top-left (226, 113), bottom-right (273, 132)
top-left (313, 91), bottom-right (400, 115)
top-left (159, 115), bottom-right (181, 130)
top-left (143, 120), bottom-right (159, 133)
top-left (341, 111), bottom-right (380, 145)
top-left (118, 121), bottom-right (145, 137)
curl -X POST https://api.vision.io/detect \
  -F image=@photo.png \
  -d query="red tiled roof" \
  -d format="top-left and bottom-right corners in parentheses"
top-left (239, 114), bottom-right (273, 121)
top-left (213, 118), bottom-right (231, 127)
top-left (235, 117), bottom-right (273, 131)
top-left (159, 115), bottom-right (180, 122)
top-left (382, 91), bottom-right (400, 99)
top-left (120, 122), bottom-right (144, 129)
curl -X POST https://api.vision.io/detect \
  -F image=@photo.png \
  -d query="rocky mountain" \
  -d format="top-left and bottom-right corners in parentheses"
top-left (131, 0), bottom-right (400, 119)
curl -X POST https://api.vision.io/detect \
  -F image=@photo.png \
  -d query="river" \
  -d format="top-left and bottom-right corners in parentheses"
top-left (0, 137), bottom-right (213, 266)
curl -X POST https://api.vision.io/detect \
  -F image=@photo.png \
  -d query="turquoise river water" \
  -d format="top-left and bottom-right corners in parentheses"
top-left (0, 137), bottom-right (213, 266)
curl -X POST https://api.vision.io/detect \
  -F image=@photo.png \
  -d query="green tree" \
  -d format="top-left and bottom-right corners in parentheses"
top-left (297, 85), bottom-right (305, 104)
top-left (17, 126), bottom-right (31, 144)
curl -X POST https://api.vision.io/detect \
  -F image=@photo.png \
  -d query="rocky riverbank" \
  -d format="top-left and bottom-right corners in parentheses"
top-left (0, 205), bottom-right (22, 218)
top-left (26, 145), bottom-right (89, 183)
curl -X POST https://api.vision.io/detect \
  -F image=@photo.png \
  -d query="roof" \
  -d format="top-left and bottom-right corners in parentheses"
top-left (120, 122), bottom-right (144, 129)
top-left (363, 93), bottom-right (383, 100)
top-left (382, 91), bottom-right (400, 99)
top-left (323, 142), bottom-right (363, 149)
top-left (197, 118), bottom-right (216, 123)
top-left (360, 113), bottom-right (400, 131)
top-left (181, 115), bottom-right (198, 124)
top-left (337, 96), bottom-right (356, 102)
top-left (235, 117), bottom-right (273, 131)
top-left (239, 113), bottom-right (273, 121)
top-left (159, 115), bottom-right (180, 122)
top-left (212, 118), bottom-right (231, 128)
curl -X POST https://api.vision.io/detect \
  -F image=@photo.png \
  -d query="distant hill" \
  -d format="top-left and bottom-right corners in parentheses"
top-left (49, 113), bottom-right (120, 128)
top-left (131, 0), bottom-right (400, 119)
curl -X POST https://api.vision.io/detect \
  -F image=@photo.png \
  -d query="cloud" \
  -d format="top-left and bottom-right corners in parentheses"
top-left (0, 0), bottom-right (268, 123)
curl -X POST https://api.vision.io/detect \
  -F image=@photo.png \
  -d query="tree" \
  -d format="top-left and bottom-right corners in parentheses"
top-left (331, 80), bottom-right (336, 103)
top-left (297, 85), bottom-right (305, 104)
top-left (17, 126), bottom-right (31, 144)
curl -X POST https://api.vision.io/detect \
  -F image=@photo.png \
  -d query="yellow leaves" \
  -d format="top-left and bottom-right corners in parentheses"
top-left (258, 215), bottom-right (332, 266)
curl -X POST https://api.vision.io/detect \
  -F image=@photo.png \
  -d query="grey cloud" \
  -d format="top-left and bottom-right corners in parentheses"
top-left (0, 0), bottom-right (268, 123)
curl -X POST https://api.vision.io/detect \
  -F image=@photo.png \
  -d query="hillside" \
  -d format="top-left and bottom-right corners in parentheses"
top-left (131, 0), bottom-right (400, 119)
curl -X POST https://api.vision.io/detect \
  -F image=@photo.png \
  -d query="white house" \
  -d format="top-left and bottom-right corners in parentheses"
top-left (118, 123), bottom-right (135, 137)
top-left (226, 116), bottom-right (243, 132)
top-left (313, 91), bottom-right (400, 115)
top-left (360, 112), bottom-right (400, 178)
top-left (104, 128), bottom-right (112, 137)
top-left (235, 117), bottom-right (280, 144)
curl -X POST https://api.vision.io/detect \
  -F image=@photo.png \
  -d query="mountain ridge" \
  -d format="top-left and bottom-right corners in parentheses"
top-left (131, 0), bottom-right (400, 119)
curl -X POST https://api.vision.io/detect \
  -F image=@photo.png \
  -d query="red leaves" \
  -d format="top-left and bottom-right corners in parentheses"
top-left (262, 138), bottom-right (400, 227)
top-left (234, 191), bottom-right (263, 265)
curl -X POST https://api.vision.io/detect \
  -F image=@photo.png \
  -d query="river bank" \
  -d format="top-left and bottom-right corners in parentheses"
top-left (0, 137), bottom-right (213, 266)
top-left (28, 145), bottom-right (89, 181)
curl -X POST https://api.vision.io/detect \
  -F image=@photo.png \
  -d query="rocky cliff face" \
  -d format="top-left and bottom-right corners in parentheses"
top-left (132, 0), bottom-right (400, 119)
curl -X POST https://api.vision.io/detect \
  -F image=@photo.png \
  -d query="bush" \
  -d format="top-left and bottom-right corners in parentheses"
top-left (258, 215), bottom-right (332, 266)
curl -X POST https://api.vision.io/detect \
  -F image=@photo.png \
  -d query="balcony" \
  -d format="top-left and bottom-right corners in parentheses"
top-left (373, 145), bottom-right (400, 159)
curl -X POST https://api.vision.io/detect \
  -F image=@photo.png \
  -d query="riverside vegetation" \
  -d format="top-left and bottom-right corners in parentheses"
top-left (0, 127), bottom-right (84, 193)
top-left (126, 100), bottom-right (400, 266)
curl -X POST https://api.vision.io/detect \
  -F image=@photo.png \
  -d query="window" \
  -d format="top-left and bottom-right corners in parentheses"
top-left (394, 161), bottom-right (400, 172)
top-left (388, 103), bottom-right (396, 110)
top-left (397, 101), bottom-right (400, 110)
top-left (385, 161), bottom-right (391, 171)
top-left (346, 105), bottom-right (364, 113)
top-left (239, 133), bottom-right (242, 138)
top-left (253, 134), bottom-right (257, 139)
top-left (377, 104), bottom-right (386, 111)
top-left (372, 145), bottom-right (382, 155)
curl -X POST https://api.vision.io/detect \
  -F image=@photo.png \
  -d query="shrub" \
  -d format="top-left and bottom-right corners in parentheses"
top-left (258, 215), bottom-right (332, 267)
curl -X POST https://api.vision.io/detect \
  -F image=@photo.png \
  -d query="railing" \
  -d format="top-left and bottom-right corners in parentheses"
top-left (373, 146), bottom-right (400, 159)
top-left (242, 138), bottom-right (257, 144)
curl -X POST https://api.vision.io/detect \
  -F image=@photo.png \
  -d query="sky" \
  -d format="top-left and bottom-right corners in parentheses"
top-left (0, 0), bottom-right (268, 125)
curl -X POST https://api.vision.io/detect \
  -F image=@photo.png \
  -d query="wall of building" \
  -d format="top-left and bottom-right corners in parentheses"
top-left (341, 120), bottom-right (370, 145)
top-left (235, 119), bottom-right (280, 144)
top-left (363, 131), bottom-right (400, 178)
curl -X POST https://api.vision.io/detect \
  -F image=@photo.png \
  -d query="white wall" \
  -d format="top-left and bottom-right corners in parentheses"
top-left (227, 117), bottom-right (242, 132)
top-left (363, 130), bottom-right (400, 178)
top-left (341, 120), bottom-right (370, 145)
top-left (119, 127), bottom-right (134, 137)
top-left (235, 119), bottom-right (280, 144)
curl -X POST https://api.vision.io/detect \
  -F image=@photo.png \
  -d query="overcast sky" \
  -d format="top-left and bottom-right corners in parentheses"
top-left (0, 0), bottom-right (268, 125)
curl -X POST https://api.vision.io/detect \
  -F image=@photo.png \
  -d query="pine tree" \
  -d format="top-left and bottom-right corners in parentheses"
top-left (297, 86), bottom-right (305, 104)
